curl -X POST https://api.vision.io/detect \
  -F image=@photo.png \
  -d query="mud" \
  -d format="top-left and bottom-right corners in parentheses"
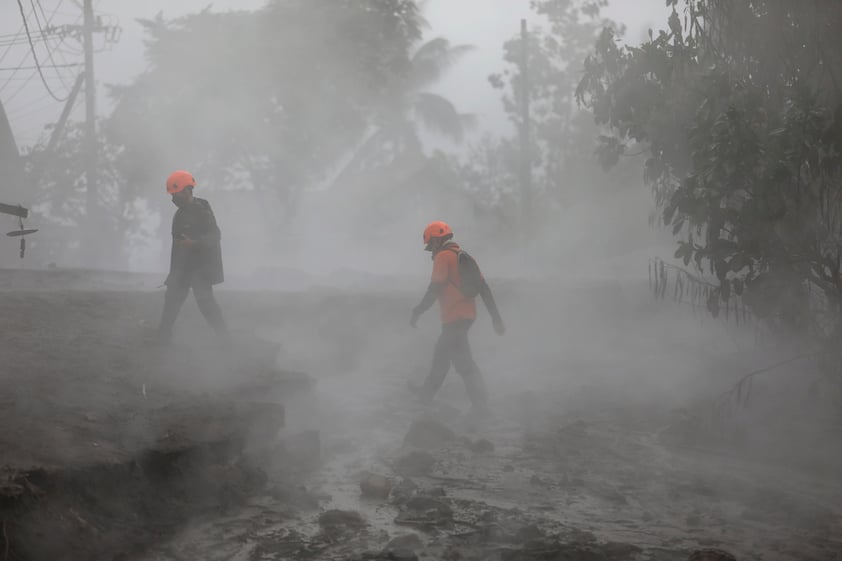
top-left (2, 270), bottom-right (841, 560)
top-left (128, 389), bottom-right (842, 561)
top-left (136, 377), bottom-right (842, 561)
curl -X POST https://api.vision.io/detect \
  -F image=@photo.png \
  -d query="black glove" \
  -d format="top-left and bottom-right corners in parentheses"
top-left (410, 307), bottom-right (421, 328)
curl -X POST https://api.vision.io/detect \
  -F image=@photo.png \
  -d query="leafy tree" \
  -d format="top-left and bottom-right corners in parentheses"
top-left (24, 120), bottom-right (148, 268)
top-left (106, 0), bottom-right (425, 224)
top-left (332, 36), bottom-right (476, 185)
top-left (23, 1), bottom-right (428, 266)
top-left (457, 0), bottom-right (634, 249)
top-left (487, 0), bottom-right (619, 214)
top-left (577, 1), bottom-right (842, 338)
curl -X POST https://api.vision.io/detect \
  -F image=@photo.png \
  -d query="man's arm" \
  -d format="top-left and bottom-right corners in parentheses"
top-left (196, 200), bottom-right (221, 248)
top-left (410, 282), bottom-right (442, 327)
top-left (411, 251), bottom-right (450, 327)
top-left (479, 279), bottom-right (505, 335)
top-left (172, 210), bottom-right (190, 247)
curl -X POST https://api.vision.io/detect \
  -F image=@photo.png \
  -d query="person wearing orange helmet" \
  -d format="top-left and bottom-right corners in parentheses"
top-left (409, 220), bottom-right (504, 414)
top-left (156, 170), bottom-right (228, 343)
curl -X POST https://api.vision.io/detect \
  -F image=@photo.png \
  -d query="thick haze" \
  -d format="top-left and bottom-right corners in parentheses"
top-left (1, 5), bottom-right (838, 558)
top-left (1, 1), bottom-right (665, 146)
top-left (0, 0), bottom-right (670, 278)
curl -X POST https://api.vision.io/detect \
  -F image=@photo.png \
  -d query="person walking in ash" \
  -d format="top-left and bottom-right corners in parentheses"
top-left (156, 170), bottom-right (228, 344)
top-left (409, 221), bottom-right (505, 414)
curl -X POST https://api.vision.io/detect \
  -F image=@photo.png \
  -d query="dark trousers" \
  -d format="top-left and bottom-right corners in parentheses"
top-left (158, 272), bottom-right (228, 339)
top-left (420, 319), bottom-right (488, 409)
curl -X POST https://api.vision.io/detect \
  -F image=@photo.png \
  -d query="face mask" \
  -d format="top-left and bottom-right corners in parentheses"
top-left (172, 195), bottom-right (188, 208)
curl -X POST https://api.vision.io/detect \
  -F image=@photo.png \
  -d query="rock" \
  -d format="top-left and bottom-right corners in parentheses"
top-left (318, 509), bottom-right (366, 530)
top-left (390, 479), bottom-right (419, 505)
top-left (384, 533), bottom-right (424, 559)
top-left (593, 485), bottom-right (627, 505)
top-left (529, 474), bottom-right (547, 487)
top-left (426, 487), bottom-right (446, 497)
top-left (602, 542), bottom-right (642, 559)
top-left (469, 438), bottom-right (495, 454)
top-left (514, 524), bottom-right (544, 543)
top-left (267, 484), bottom-right (320, 508)
top-left (360, 473), bottom-right (393, 500)
top-left (395, 451), bottom-right (436, 476)
top-left (569, 528), bottom-right (598, 544)
top-left (405, 496), bottom-right (452, 515)
top-left (277, 429), bottom-right (321, 468)
top-left (403, 418), bottom-right (455, 449)
top-left (395, 496), bottom-right (453, 527)
top-left (687, 549), bottom-right (738, 561)
top-left (558, 419), bottom-right (590, 439)
top-left (501, 541), bottom-right (608, 561)
top-left (385, 551), bottom-right (418, 561)
top-left (385, 533), bottom-right (424, 552)
top-left (358, 550), bottom-right (419, 561)
top-left (0, 481), bottom-right (25, 500)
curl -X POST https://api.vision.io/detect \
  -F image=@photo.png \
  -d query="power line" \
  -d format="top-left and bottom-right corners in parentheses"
top-left (14, 0), bottom-right (70, 101)
top-left (0, 36), bottom-right (50, 48)
top-left (6, 91), bottom-right (56, 115)
top-left (0, 62), bottom-right (82, 71)
top-left (29, 0), bottom-right (71, 90)
top-left (0, 52), bottom-right (36, 95)
top-left (0, 3), bottom-right (35, 64)
top-left (33, 0), bottom-right (77, 90)
top-left (4, 67), bottom-right (38, 104)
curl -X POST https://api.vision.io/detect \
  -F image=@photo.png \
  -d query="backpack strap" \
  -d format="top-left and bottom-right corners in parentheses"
top-left (443, 246), bottom-right (467, 293)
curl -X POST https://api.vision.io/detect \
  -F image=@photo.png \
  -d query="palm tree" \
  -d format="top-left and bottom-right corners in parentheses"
top-left (328, 37), bottom-right (476, 188)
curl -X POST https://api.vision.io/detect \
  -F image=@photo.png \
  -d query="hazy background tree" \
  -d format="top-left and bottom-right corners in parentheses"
top-left (28, 0), bottom-right (428, 270)
top-left (455, 0), bottom-right (651, 268)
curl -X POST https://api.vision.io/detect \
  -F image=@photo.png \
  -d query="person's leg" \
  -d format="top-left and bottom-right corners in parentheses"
top-left (418, 323), bottom-right (457, 403)
top-left (451, 320), bottom-right (488, 411)
top-left (192, 278), bottom-right (229, 337)
top-left (157, 281), bottom-right (191, 342)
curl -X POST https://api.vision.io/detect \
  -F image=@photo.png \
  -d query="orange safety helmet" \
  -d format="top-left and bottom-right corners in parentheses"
top-left (423, 220), bottom-right (453, 246)
top-left (166, 170), bottom-right (196, 195)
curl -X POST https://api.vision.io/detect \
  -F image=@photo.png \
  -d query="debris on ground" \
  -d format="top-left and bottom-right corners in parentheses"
top-left (390, 478), bottom-right (419, 506)
top-left (384, 533), bottom-right (424, 553)
top-left (467, 438), bottom-right (495, 454)
top-left (3, 278), bottom-right (839, 561)
top-left (403, 418), bottom-right (455, 449)
top-left (395, 495), bottom-right (453, 528)
top-left (360, 472), bottom-right (394, 500)
top-left (318, 509), bottom-right (367, 530)
top-left (687, 549), bottom-right (738, 561)
top-left (394, 450), bottom-right (436, 476)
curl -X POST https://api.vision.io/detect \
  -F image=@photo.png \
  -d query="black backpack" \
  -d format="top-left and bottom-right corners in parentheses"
top-left (446, 247), bottom-right (483, 298)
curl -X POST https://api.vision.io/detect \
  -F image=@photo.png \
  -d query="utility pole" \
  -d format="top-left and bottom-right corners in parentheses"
top-left (519, 19), bottom-right (532, 229)
top-left (83, 0), bottom-right (97, 263)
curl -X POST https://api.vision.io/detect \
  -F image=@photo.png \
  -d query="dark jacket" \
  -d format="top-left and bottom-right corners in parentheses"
top-left (165, 197), bottom-right (224, 286)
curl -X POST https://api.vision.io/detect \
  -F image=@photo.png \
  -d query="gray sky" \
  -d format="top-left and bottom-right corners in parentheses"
top-left (0, 0), bottom-right (667, 149)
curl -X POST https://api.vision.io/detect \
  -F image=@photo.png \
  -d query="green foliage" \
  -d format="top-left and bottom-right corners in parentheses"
top-left (578, 0), bottom-right (842, 336)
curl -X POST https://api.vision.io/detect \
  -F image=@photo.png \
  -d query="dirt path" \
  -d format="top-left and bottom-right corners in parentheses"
top-left (2, 270), bottom-right (840, 560)
top-left (137, 364), bottom-right (842, 561)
